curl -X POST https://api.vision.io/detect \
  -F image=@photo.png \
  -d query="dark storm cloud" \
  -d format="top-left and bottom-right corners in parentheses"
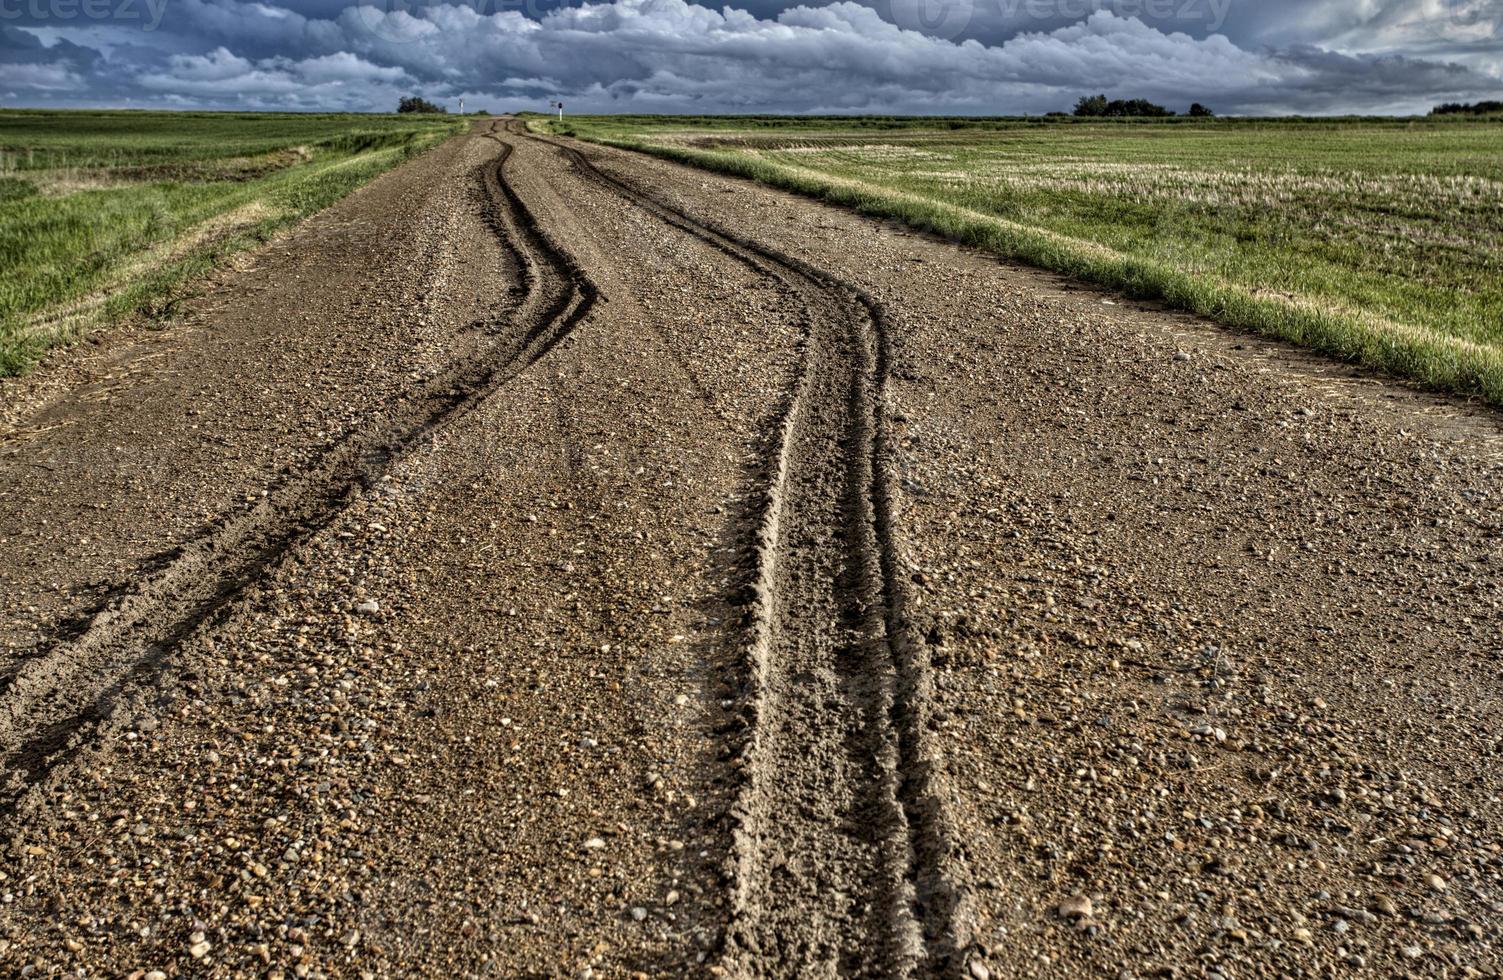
top-left (1, 0), bottom-right (1499, 112)
top-left (1, 22), bottom-right (104, 93)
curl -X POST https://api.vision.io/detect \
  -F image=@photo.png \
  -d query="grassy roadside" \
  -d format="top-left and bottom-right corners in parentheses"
top-left (539, 115), bottom-right (1503, 406)
top-left (0, 111), bottom-right (467, 376)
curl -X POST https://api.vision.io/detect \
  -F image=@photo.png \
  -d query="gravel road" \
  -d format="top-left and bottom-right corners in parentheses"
top-left (0, 119), bottom-right (1499, 978)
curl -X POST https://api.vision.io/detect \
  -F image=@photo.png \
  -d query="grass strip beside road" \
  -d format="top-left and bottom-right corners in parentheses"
top-left (546, 116), bottom-right (1503, 406)
top-left (0, 111), bottom-right (467, 376)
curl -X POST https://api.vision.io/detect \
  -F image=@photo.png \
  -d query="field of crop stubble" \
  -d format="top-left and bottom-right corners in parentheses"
top-left (547, 115), bottom-right (1503, 403)
top-left (0, 110), bottom-right (465, 375)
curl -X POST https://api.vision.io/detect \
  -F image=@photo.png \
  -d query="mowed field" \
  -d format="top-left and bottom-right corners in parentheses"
top-left (0, 110), bottom-right (465, 375)
top-left (547, 114), bottom-right (1503, 403)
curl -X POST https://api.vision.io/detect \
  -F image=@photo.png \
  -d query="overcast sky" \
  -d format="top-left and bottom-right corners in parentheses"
top-left (2, 0), bottom-right (1499, 114)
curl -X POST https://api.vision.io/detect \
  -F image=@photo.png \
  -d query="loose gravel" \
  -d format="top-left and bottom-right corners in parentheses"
top-left (0, 122), bottom-right (1498, 977)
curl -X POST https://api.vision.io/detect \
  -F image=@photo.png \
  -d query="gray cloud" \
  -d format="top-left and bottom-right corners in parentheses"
top-left (133, 46), bottom-right (409, 104)
top-left (1, 0), bottom-right (1499, 112)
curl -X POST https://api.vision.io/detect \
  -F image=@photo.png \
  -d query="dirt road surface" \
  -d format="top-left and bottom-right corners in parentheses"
top-left (1, 119), bottom-right (1500, 978)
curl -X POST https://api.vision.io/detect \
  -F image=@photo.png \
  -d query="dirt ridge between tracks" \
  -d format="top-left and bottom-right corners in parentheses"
top-left (530, 127), bottom-right (971, 977)
top-left (0, 125), bottom-right (597, 820)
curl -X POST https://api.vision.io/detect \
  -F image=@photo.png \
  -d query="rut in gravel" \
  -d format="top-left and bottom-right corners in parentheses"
top-left (0, 125), bottom-right (596, 817)
top-left (532, 129), bottom-right (969, 977)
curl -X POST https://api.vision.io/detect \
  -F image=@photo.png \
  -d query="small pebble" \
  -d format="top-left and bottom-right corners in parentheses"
top-left (1056, 895), bottom-right (1093, 919)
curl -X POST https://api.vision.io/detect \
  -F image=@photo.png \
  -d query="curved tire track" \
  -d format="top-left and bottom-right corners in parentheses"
top-left (0, 124), bottom-right (596, 820)
top-left (524, 126), bottom-right (971, 977)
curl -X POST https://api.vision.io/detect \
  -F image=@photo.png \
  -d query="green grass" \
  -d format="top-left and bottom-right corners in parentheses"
top-left (541, 114), bottom-right (1503, 405)
top-left (0, 110), bottom-right (466, 375)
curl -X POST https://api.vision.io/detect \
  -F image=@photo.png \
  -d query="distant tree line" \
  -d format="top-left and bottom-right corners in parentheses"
top-left (397, 96), bottom-right (447, 114)
top-left (1072, 95), bottom-right (1214, 118)
top-left (1431, 101), bottom-right (1503, 116)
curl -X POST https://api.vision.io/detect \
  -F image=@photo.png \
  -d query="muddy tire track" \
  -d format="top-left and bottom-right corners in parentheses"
top-left (526, 127), bottom-right (970, 977)
top-left (0, 125), bottom-right (596, 820)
